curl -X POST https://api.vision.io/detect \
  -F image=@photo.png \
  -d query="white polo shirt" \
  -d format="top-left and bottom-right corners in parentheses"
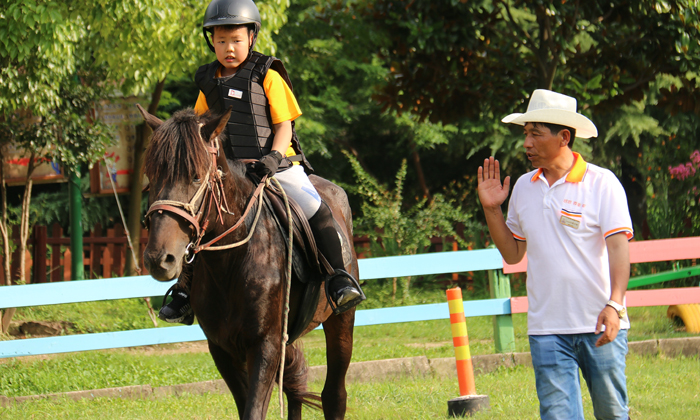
top-left (506, 153), bottom-right (633, 335)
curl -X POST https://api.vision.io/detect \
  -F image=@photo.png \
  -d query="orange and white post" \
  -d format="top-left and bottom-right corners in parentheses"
top-left (446, 287), bottom-right (489, 417)
top-left (447, 287), bottom-right (477, 395)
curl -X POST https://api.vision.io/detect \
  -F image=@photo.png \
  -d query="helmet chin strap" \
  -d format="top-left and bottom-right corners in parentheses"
top-left (204, 28), bottom-right (215, 53)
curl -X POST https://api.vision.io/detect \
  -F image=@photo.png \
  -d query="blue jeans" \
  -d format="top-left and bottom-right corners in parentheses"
top-left (529, 330), bottom-right (629, 420)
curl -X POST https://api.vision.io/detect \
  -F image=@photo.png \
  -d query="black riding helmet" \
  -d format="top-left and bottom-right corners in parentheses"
top-left (202, 0), bottom-right (261, 53)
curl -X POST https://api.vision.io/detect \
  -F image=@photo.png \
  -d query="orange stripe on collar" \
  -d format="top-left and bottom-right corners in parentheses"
top-left (565, 152), bottom-right (588, 183)
top-left (530, 168), bottom-right (544, 182)
top-left (529, 153), bottom-right (587, 183)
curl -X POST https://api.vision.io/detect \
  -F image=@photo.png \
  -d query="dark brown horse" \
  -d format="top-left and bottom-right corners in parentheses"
top-left (139, 106), bottom-right (358, 420)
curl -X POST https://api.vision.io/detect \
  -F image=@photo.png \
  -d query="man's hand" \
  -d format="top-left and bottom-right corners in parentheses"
top-left (477, 157), bottom-right (511, 210)
top-left (595, 305), bottom-right (621, 347)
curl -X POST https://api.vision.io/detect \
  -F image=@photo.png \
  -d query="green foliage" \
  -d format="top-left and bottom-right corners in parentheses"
top-left (0, 1), bottom-right (84, 115)
top-left (274, 0), bottom-right (389, 157)
top-left (0, 0), bottom-right (289, 114)
top-left (1, 79), bottom-right (116, 172)
top-left (344, 153), bottom-right (473, 256)
top-left (342, 151), bottom-right (481, 300)
top-left (603, 104), bottom-right (667, 148)
top-left (590, 74), bottom-right (700, 242)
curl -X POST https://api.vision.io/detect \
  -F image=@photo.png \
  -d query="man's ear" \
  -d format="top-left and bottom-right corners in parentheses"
top-left (560, 129), bottom-right (571, 148)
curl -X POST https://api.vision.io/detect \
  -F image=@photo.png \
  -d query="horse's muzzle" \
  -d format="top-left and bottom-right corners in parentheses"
top-left (143, 249), bottom-right (182, 281)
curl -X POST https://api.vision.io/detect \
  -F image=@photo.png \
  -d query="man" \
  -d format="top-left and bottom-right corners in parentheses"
top-left (477, 89), bottom-right (633, 420)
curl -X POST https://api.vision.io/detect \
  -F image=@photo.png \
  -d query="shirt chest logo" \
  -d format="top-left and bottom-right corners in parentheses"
top-left (228, 89), bottom-right (243, 99)
top-left (560, 208), bottom-right (582, 229)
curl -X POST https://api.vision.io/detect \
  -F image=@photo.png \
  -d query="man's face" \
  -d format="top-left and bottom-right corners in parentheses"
top-left (213, 26), bottom-right (253, 77)
top-left (522, 123), bottom-right (568, 169)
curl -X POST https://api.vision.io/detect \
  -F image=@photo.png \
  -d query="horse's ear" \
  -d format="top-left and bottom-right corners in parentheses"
top-left (136, 104), bottom-right (163, 130)
top-left (206, 106), bottom-right (232, 143)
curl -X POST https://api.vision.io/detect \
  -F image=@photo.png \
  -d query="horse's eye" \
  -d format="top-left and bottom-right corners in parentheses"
top-left (193, 177), bottom-right (201, 183)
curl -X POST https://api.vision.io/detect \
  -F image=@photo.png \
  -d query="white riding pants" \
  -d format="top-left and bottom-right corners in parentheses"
top-left (274, 165), bottom-right (322, 220)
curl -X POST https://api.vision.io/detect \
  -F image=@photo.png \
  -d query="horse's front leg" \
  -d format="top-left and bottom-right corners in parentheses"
top-left (242, 337), bottom-right (282, 420)
top-left (208, 340), bottom-right (249, 418)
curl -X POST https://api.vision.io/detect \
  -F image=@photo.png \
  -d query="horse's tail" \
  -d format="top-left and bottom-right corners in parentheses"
top-left (278, 342), bottom-right (323, 410)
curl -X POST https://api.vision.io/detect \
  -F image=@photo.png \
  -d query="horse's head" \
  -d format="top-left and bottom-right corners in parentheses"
top-left (139, 104), bottom-right (231, 281)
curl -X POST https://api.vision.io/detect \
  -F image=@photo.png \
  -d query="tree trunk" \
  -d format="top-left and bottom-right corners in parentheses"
top-left (409, 142), bottom-right (430, 199)
top-left (402, 275), bottom-right (412, 303)
top-left (125, 79), bottom-right (166, 276)
top-left (0, 146), bottom-right (11, 285)
top-left (535, 5), bottom-right (558, 90)
top-left (0, 145), bottom-right (11, 333)
top-left (1, 150), bottom-right (36, 333)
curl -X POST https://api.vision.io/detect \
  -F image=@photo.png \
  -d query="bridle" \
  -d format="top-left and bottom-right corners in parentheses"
top-left (143, 130), bottom-right (267, 263)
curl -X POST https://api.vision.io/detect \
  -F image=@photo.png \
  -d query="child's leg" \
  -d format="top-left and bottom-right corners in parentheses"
top-left (275, 166), bottom-right (365, 313)
top-left (272, 165), bottom-right (322, 219)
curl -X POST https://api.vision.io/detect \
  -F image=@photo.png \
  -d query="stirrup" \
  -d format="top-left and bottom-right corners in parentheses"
top-left (158, 284), bottom-right (194, 325)
top-left (324, 268), bottom-right (366, 315)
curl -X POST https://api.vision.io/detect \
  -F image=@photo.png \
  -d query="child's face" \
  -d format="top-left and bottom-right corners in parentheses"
top-left (213, 26), bottom-right (253, 77)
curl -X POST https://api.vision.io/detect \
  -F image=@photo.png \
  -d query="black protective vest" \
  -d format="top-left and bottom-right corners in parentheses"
top-left (194, 52), bottom-right (313, 173)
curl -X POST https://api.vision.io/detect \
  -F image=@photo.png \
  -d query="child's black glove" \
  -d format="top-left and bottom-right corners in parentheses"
top-left (251, 151), bottom-right (284, 177)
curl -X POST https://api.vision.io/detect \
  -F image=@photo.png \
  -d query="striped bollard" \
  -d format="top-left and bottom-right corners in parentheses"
top-left (446, 287), bottom-right (490, 417)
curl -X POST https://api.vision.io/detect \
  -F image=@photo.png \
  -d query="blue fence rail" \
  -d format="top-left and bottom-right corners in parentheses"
top-left (3, 238), bottom-right (699, 359)
top-left (0, 248), bottom-right (510, 358)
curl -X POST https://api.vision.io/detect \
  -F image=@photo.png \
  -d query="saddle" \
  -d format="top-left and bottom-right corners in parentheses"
top-left (255, 176), bottom-right (336, 344)
top-left (262, 180), bottom-right (335, 278)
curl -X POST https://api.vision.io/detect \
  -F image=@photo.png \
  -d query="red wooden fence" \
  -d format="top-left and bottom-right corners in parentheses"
top-left (0, 223), bottom-right (149, 285)
top-left (0, 224), bottom-right (464, 285)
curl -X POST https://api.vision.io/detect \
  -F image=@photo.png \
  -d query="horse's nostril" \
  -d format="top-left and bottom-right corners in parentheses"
top-left (164, 254), bottom-right (176, 264)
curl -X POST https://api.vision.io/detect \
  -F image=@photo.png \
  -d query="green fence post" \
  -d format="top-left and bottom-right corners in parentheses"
top-left (69, 169), bottom-right (84, 280)
top-left (488, 268), bottom-right (515, 353)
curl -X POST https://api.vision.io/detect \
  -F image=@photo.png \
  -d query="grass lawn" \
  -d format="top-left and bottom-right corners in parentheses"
top-left (1, 353), bottom-right (698, 419)
top-left (1, 303), bottom-right (697, 397)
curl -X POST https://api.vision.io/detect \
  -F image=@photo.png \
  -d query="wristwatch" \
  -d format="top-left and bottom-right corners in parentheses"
top-left (606, 300), bottom-right (627, 319)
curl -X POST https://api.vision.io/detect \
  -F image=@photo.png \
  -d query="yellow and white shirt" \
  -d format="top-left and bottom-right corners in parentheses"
top-left (506, 153), bottom-right (634, 335)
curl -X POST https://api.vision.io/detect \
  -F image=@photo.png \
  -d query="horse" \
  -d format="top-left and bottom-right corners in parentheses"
top-left (139, 105), bottom-right (358, 420)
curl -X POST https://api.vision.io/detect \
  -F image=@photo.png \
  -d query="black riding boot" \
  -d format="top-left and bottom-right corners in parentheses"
top-left (309, 201), bottom-right (365, 314)
top-left (158, 263), bottom-right (194, 325)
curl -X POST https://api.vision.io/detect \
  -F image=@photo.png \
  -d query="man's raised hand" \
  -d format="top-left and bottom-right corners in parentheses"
top-left (477, 157), bottom-right (511, 210)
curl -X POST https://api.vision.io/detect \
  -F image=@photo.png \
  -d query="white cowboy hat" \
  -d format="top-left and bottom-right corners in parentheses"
top-left (502, 89), bottom-right (598, 139)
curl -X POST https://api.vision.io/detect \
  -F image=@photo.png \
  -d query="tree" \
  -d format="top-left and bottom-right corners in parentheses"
top-left (349, 0), bottom-right (700, 235)
top-left (343, 152), bottom-right (477, 301)
top-left (0, 1), bottom-right (117, 331)
top-left (362, 0), bottom-right (700, 122)
top-left (275, 0), bottom-right (467, 200)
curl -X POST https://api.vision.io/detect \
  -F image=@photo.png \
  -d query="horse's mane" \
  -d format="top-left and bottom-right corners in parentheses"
top-left (144, 108), bottom-right (250, 186)
top-left (143, 109), bottom-right (214, 185)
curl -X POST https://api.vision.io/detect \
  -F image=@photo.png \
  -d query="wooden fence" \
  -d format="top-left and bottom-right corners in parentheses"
top-left (0, 236), bottom-right (698, 359)
top-left (2, 224), bottom-right (461, 285)
top-left (0, 223), bottom-right (150, 285)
